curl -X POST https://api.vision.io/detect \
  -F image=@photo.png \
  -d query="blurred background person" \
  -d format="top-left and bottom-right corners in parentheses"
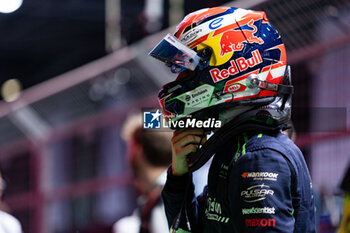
top-left (338, 163), bottom-right (350, 233)
top-left (113, 113), bottom-right (172, 233)
top-left (0, 167), bottom-right (23, 233)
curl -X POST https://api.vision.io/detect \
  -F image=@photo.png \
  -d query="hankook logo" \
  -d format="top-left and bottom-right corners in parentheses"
top-left (241, 172), bottom-right (279, 181)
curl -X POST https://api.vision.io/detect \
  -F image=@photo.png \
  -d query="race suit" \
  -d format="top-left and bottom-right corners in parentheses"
top-left (162, 131), bottom-right (316, 233)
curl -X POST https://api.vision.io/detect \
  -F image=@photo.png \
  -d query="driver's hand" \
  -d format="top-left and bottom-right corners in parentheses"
top-left (171, 129), bottom-right (208, 176)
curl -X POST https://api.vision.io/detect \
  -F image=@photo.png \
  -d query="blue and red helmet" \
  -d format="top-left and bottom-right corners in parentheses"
top-left (150, 7), bottom-right (292, 123)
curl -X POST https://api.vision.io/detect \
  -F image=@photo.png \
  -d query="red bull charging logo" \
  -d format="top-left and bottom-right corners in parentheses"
top-left (219, 19), bottom-right (263, 56)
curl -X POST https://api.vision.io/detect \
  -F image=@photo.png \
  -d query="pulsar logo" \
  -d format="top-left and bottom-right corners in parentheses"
top-left (209, 17), bottom-right (223, 30)
top-left (240, 184), bottom-right (274, 203)
top-left (209, 49), bottom-right (262, 83)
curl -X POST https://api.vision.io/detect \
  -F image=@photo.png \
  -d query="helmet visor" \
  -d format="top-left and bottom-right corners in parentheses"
top-left (149, 34), bottom-right (201, 71)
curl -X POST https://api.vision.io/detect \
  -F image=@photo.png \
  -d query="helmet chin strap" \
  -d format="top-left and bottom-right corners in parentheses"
top-left (187, 107), bottom-right (289, 172)
top-left (216, 106), bottom-right (254, 129)
top-left (186, 65), bottom-right (293, 171)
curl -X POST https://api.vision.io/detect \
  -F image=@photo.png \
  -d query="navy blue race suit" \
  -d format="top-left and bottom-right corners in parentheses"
top-left (162, 131), bottom-right (316, 233)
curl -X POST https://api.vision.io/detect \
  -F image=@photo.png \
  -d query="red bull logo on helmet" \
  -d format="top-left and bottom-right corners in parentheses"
top-left (210, 49), bottom-right (263, 83)
top-left (219, 19), bottom-right (264, 56)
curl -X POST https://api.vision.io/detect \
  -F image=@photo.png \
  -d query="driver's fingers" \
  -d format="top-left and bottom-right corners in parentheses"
top-left (172, 129), bottom-right (207, 144)
top-left (173, 134), bottom-right (203, 147)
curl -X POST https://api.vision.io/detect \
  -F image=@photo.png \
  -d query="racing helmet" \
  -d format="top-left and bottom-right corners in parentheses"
top-left (149, 7), bottom-right (293, 125)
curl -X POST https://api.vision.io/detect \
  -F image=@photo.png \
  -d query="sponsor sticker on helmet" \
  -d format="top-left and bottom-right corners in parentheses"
top-left (209, 49), bottom-right (263, 83)
top-left (218, 19), bottom-right (263, 57)
top-left (227, 84), bottom-right (241, 92)
top-left (180, 28), bottom-right (203, 44)
top-left (209, 17), bottom-right (224, 30)
top-left (176, 84), bottom-right (214, 109)
top-left (225, 83), bottom-right (246, 93)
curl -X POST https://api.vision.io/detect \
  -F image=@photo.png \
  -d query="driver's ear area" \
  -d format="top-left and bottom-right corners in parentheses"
top-left (175, 69), bottom-right (194, 81)
top-left (197, 47), bottom-right (213, 69)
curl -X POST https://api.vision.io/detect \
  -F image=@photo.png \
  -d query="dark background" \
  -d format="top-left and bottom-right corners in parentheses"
top-left (0, 0), bottom-right (231, 91)
top-left (0, 0), bottom-right (106, 90)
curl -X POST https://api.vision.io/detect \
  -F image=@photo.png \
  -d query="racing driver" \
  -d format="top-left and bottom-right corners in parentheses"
top-left (149, 6), bottom-right (316, 233)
